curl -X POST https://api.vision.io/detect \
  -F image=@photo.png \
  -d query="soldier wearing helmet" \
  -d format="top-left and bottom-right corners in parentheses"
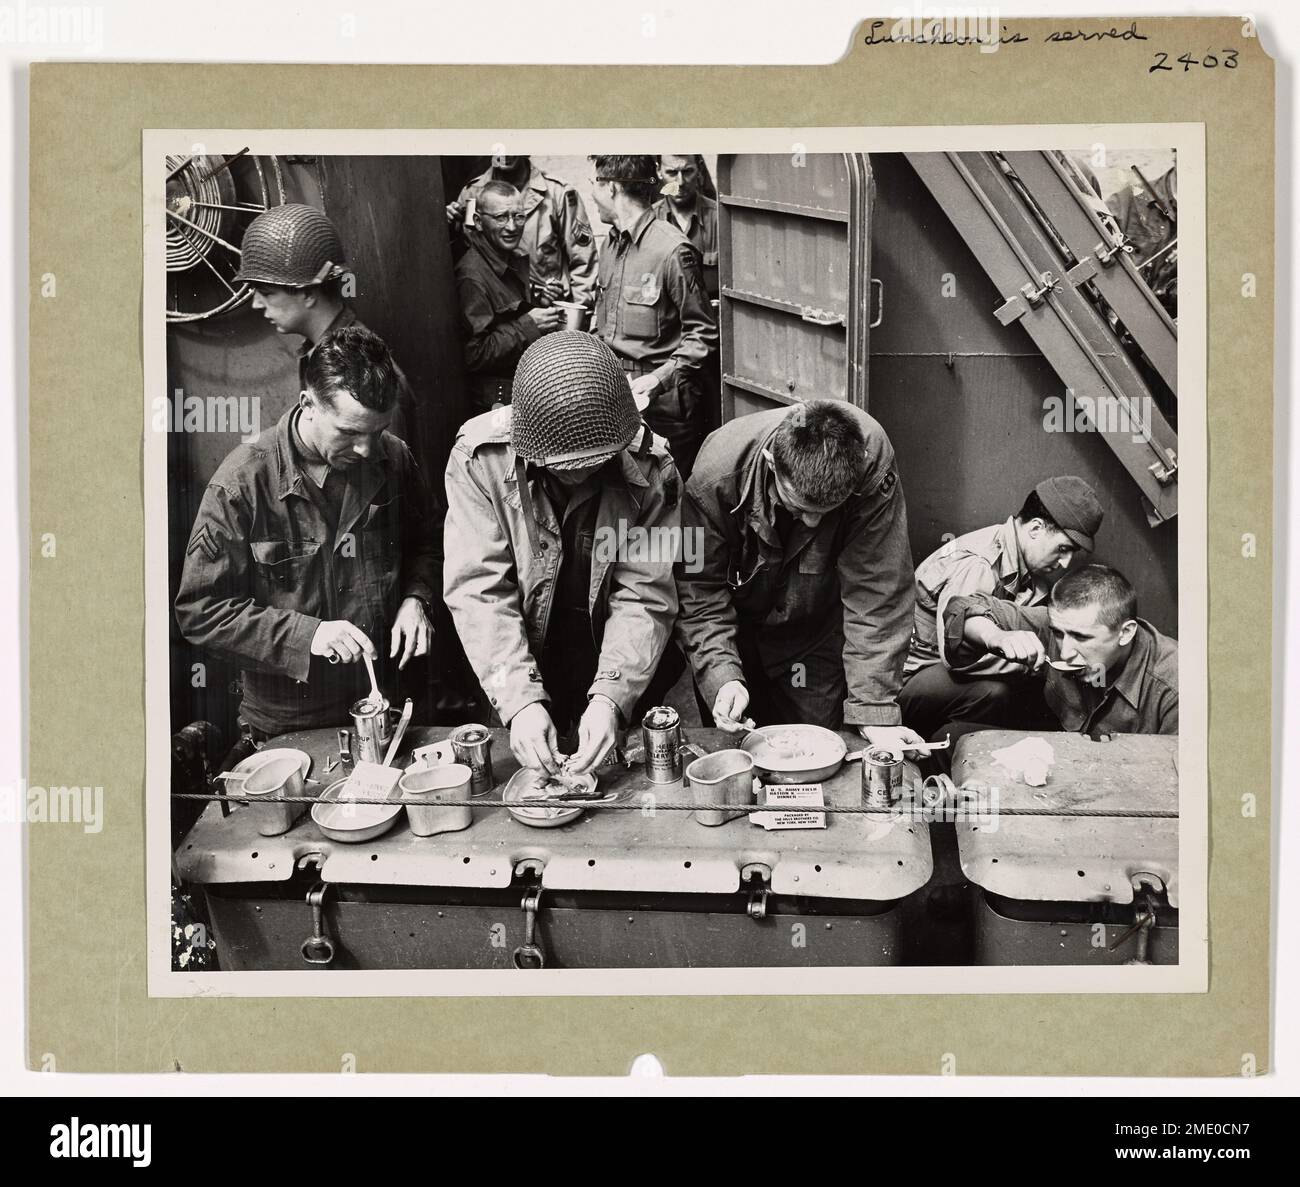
top-left (444, 332), bottom-right (681, 776)
top-left (236, 203), bottom-right (414, 440)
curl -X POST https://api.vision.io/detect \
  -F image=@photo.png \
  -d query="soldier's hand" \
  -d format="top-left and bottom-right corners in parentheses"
top-left (541, 278), bottom-right (566, 303)
top-left (310, 620), bottom-right (376, 665)
top-left (527, 306), bottom-right (564, 332)
top-left (510, 701), bottom-right (560, 775)
top-left (629, 374), bottom-right (661, 405)
top-left (389, 596), bottom-right (433, 670)
top-left (567, 695), bottom-right (620, 774)
top-left (988, 628), bottom-right (1047, 671)
top-left (712, 681), bottom-right (754, 733)
top-left (859, 724), bottom-right (927, 759)
top-left (445, 200), bottom-right (464, 225)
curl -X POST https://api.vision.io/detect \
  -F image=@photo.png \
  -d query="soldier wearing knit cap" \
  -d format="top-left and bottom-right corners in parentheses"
top-left (898, 475), bottom-right (1104, 739)
top-left (444, 332), bottom-right (682, 776)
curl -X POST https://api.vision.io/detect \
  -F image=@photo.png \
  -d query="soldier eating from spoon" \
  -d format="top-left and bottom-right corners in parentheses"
top-left (929, 563), bottom-right (1179, 769)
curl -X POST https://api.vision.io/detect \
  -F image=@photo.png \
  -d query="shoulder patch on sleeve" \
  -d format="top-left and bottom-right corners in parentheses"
top-left (186, 523), bottom-right (221, 562)
top-left (674, 241), bottom-right (706, 298)
top-left (875, 466), bottom-right (897, 499)
top-left (566, 188), bottom-right (594, 246)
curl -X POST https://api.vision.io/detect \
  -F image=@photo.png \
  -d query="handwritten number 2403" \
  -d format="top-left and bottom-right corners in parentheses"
top-left (1150, 49), bottom-right (1239, 73)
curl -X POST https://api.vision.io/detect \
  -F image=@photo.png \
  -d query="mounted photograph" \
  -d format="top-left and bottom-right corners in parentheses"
top-left (145, 128), bottom-right (1203, 993)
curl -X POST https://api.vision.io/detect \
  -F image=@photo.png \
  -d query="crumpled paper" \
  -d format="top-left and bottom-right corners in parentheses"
top-left (990, 736), bottom-right (1056, 787)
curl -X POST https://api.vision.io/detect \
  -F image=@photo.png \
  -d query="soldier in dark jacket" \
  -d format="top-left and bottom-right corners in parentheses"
top-left (675, 399), bottom-right (922, 755)
top-left (175, 327), bottom-right (442, 738)
top-left (454, 180), bottom-right (563, 412)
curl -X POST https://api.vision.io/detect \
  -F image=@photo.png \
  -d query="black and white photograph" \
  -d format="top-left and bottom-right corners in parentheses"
top-left (147, 129), bottom-right (1203, 989)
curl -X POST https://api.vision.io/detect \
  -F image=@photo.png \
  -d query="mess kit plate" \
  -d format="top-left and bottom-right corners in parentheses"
top-left (312, 775), bottom-right (404, 843)
top-left (740, 725), bottom-right (847, 774)
top-left (502, 767), bottom-right (613, 828)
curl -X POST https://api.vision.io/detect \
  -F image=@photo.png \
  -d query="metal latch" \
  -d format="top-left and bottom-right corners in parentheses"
top-left (993, 271), bottom-right (1061, 326)
top-left (1094, 237), bottom-right (1132, 267)
top-left (1108, 872), bottom-right (1167, 964)
top-left (799, 304), bottom-right (845, 327)
top-left (742, 863), bottom-right (772, 922)
top-left (300, 881), bottom-right (335, 965)
top-left (512, 884), bottom-right (546, 969)
top-left (1148, 448), bottom-right (1178, 486)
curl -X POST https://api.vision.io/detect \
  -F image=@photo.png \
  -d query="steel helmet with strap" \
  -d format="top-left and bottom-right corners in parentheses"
top-left (510, 332), bottom-right (642, 470)
top-left (234, 203), bottom-right (348, 288)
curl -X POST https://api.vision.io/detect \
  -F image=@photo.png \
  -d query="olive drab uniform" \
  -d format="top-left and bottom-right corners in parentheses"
top-left (652, 192), bottom-right (722, 435)
top-left (174, 408), bottom-right (443, 737)
top-left (456, 165), bottom-right (599, 308)
top-left (453, 232), bottom-right (543, 412)
top-left (443, 408), bottom-right (681, 737)
top-left (592, 207), bottom-right (718, 478)
top-left (676, 405), bottom-right (914, 731)
top-left (652, 193), bottom-right (719, 300)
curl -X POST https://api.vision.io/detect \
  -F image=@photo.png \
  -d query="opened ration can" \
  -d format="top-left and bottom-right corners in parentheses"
top-left (350, 696), bottom-right (394, 765)
top-left (641, 706), bottom-right (682, 784)
top-left (450, 724), bottom-right (495, 797)
top-left (862, 746), bottom-right (904, 808)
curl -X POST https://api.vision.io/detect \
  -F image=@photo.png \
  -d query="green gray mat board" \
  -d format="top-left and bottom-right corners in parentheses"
top-left (27, 18), bottom-right (1272, 1072)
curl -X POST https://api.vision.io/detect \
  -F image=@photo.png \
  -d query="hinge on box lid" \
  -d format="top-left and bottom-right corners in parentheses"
top-left (299, 881), bottom-right (335, 965)
top-left (742, 863), bottom-right (772, 921)
top-left (512, 884), bottom-right (546, 969)
top-left (1108, 872), bottom-right (1168, 965)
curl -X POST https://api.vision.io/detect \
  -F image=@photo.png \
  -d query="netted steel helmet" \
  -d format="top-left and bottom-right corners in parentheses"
top-left (233, 203), bottom-right (348, 287)
top-left (511, 332), bottom-right (641, 469)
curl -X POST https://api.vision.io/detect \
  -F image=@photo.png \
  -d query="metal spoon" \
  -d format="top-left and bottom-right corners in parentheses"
top-left (846, 738), bottom-right (951, 762)
top-left (363, 651), bottom-right (383, 704)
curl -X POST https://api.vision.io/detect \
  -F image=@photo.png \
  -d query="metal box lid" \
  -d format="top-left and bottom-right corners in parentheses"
top-left (952, 729), bottom-right (1178, 905)
top-left (176, 727), bottom-right (933, 903)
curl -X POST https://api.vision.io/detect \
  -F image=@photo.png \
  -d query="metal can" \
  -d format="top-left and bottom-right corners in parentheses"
top-left (641, 706), bottom-right (682, 784)
top-left (450, 724), bottom-right (495, 797)
top-left (862, 746), bottom-right (904, 808)
top-left (350, 696), bottom-right (393, 765)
